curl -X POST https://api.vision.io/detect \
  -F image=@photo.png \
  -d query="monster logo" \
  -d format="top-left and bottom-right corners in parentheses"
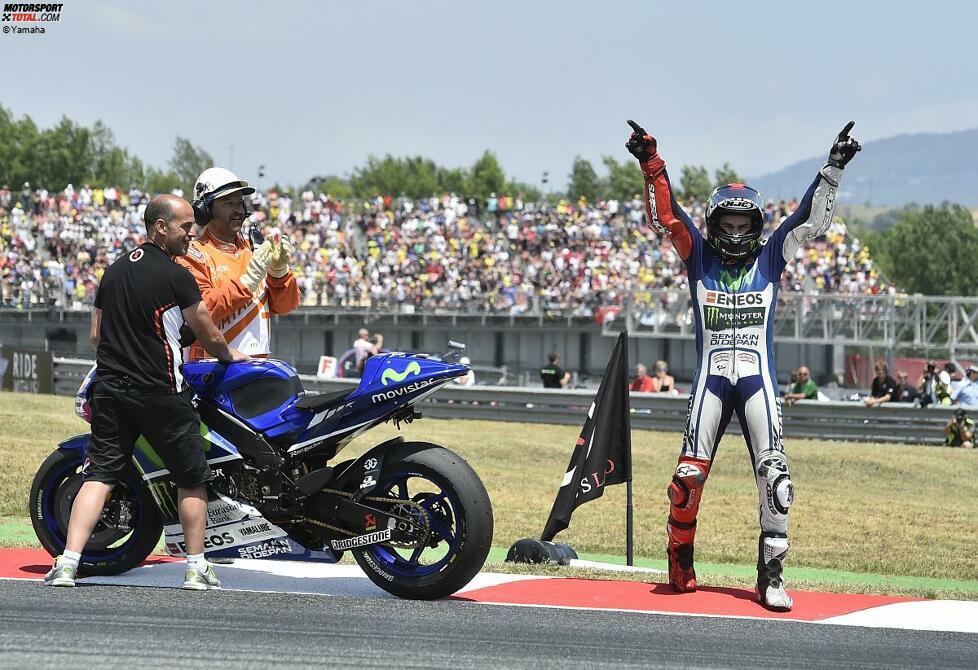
top-left (381, 361), bottom-right (422, 386)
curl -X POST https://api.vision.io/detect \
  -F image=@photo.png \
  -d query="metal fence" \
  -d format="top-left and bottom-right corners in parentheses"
top-left (623, 290), bottom-right (978, 354)
top-left (51, 358), bottom-right (954, 446)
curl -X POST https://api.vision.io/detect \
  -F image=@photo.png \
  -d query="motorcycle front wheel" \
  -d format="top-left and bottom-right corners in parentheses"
top-left (352, 442), bottom-right (493, 600)
top-left (29, 447), bottom-right (163, 576)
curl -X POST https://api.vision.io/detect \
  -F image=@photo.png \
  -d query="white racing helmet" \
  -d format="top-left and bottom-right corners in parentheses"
top-left (192, 167), bottom-right (256, 224)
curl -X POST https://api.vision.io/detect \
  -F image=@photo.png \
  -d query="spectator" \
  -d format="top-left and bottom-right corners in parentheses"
top-left (0, 177), bottom-right (896, 313)
top-left (864, 363), bottom-right (897, 407)
top-left (353, 329), bottom-right (383, 376)
top-left (943, 408), bottom-right (975, 448)
top-left (540, 352), bottom-right (571, 389)
top-left (784, 366), bottom-right (818, 406)
top-left (630, 363), bottom-right (655, 392)
top-left (453, 355), bottom-right (475, 387)
top-left (951, 365), bottom-right (978, 408)
top-left (893, 370), bottom-right (918, 403)
top-left (649, 359), bottom-right (676, 393)
top-left (936, 370), bottom-right (954, 406)
top-left (916, 360), bottom-right (939, 408)
top-left (945, 361), bottom-right (962, 385)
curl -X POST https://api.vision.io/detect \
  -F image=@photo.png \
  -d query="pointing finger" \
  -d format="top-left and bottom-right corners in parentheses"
top-left (627, 119), bottom-right (646, 135)
top-left (838, 120), bottom-right (855, 140)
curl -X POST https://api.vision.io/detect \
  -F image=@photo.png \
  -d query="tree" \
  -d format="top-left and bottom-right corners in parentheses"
top-left (144, 167), bottom-right (183, 196)
top-left (874, 204), bottom-right (978, 295)
top-left (679, 165), bottom-right (711, 202)
top-left (505, 180), bottom-right (542, 202)
top-left (602, 155), bottom-right (644, 202)
top-left (469, 150), bottom-right (506, 201)
top-left (714, 162), bottom-right (742, 188)
top-left (567, 156), bottom-right (600, 202)
top-left (400, 155), bottom-right (440, 198)
top-left (33, 116), bottom-right (93, 188)
top-left (311, 175), bottom-right (353, 200)
top-left (0, 105), bottom-right (36, 188)
top-left (169, 137), bottom-right (214, 195)
top-left (438, 167), bottom-right (470, 195)
top-left (350, 155), bottom-right (405, 197)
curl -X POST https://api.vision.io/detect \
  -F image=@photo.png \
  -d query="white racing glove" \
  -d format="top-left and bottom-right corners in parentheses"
top-left (268, 233), bottom-right (294, 279)
top-left (239, 240), bottom-right (273, 293)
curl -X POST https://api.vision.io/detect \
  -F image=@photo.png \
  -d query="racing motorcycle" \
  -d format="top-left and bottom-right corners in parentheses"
top-left (29, 343), bottom-right (493, 600)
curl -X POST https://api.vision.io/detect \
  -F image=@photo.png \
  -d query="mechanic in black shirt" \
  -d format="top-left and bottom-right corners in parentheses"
top-left (45, 195), bottom-right (247, 591)
top-left (540, 352), bottom-right (571, 389)
top-left (865, 363), bottom-right (898, 407)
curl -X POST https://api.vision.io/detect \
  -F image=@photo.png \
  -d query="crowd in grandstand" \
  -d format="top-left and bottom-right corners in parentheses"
top-left (0, 181), bottom-right (894, 313)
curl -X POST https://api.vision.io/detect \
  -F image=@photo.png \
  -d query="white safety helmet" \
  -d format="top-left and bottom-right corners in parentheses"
top-left (192, 167), bottom-right (255, 224)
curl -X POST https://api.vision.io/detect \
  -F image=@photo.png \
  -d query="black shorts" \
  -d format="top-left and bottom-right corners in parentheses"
top-left (85, 378), bottom-right (211, 488)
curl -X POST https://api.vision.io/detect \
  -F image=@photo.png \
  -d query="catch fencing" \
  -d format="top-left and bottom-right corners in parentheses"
top-left (51, 358), bottom-right (953, 445)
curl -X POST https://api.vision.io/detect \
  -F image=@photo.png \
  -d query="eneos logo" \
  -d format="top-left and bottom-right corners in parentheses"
top-left (705, 291), bottom-right (765, 307)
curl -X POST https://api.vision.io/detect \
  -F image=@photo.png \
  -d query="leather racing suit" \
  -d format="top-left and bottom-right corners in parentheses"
top-left (643, 157), bottom-right (843, 595)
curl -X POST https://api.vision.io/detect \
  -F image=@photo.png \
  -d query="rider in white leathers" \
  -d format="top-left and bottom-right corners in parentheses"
top-left (626, 119), bottom-right (861, 611)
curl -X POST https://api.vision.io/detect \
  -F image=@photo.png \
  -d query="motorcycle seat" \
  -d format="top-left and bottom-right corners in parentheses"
top-left (294, 388), bottom-right (353, 412)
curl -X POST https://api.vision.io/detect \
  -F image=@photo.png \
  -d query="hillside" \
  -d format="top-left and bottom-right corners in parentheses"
top-left (749, 128), bottom-right (978, 206)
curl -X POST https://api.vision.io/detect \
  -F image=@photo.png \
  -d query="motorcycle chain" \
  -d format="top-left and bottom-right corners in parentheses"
top-left (300, 488), bottom-right (432, 550)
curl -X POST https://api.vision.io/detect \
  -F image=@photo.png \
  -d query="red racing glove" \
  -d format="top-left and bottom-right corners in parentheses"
top-left (625, 119), bottom-right (666, 178)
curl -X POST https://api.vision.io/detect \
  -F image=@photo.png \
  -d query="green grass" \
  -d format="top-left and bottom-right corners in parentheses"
top-left (3, 390), bottom-right (977, 598)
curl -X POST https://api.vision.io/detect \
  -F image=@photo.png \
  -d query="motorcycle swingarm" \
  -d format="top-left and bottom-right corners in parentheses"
top-left (302, 491), bottom-right (426, 544)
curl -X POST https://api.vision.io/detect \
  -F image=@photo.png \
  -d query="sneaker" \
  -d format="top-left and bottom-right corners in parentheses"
top-left (182, 564), bottom-right (221, 591)
top-left (667, 544), bottom-right (697, 593)
top-left (43, 558), bottom-right (77, 587)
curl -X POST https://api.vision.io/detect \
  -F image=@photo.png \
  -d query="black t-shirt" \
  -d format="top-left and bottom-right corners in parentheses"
top-left (540, 364), bottom-right (565, 388)
top-left (94, 243), bottom-right (202, 393)
top-left (870, 375), bottom-right (898, 399)
top-left (895, 384), bottom-right (917, 403)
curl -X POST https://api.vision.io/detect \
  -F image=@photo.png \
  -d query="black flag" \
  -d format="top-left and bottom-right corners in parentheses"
top-left (541, 332), bottom-right (632, 541)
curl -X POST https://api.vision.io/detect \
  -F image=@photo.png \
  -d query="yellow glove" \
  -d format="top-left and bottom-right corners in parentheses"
top-left (268, 234), bottom-right (294, 279)
top-left (239, 240), bottom-right (273, 293)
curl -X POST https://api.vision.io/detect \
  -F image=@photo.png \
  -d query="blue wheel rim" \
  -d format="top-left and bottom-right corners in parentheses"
top-left (363, 468), bottom-right (464, 578)
top-left (41, 455), bottom-right (147, 562)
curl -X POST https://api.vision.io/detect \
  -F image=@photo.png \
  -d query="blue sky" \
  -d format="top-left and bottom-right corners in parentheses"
top-left (1, 0), bottom-right (975, 189)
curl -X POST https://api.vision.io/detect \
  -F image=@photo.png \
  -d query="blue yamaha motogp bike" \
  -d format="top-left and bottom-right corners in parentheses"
top-left (29, 344), bottom-right (493, 599)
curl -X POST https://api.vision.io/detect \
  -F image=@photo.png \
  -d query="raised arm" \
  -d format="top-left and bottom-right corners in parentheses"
top-left (768, 121), bottom-right (861, 270)
top-left (626, 120), bottom-right (700, 262)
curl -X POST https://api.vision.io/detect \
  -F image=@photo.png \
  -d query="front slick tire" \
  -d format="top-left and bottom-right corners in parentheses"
top-left (352, 442), bottom-right (493, 600)
top-left (29, 448), bottom-right (163, 576)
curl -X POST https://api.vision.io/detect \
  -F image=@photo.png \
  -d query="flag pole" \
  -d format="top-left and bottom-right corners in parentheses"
top-left (623, 330), bottom-right (633, 566)
top-left (626, 479), bottom-right (634, 566)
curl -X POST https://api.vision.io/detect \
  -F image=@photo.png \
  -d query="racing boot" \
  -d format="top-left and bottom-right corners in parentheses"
top-left (756, 532), bottom-right (793, 611)
top-left (665, 457), bottom-right (710, 593)
top-left (666, 519), bottom-right (697, 592)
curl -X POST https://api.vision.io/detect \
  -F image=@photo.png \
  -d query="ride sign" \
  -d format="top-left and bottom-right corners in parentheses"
top-left (0, 346), bottom-right (53, 394)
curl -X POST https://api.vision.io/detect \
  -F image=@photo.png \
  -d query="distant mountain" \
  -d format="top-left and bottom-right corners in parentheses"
top-left (748, 128), bottom-right (978, 206)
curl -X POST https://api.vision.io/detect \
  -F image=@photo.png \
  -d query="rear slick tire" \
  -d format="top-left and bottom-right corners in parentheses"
top-left (352, 442), bottom-right (493, 600)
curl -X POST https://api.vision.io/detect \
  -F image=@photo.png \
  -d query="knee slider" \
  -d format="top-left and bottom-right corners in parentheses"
top-left (667, 457), bottom-right (710, 524)
top-left (757, 453), bottom-right (793, 515)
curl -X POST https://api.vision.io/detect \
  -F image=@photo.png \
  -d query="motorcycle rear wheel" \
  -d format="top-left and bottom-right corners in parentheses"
top-left (352, 442), bottom-right (493, 600)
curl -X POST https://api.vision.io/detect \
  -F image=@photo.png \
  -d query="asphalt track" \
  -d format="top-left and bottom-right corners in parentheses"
top-left (2, 579), bottom-right (978, 670)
